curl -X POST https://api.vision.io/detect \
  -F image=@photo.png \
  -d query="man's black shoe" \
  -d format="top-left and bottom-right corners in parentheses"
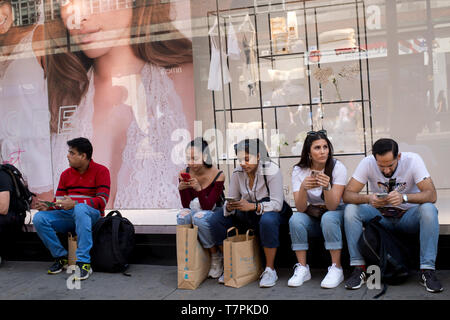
top-left (345, 267), bottom-right (367, 290)
top-left (48, 257), bottom-right (68, 274)
top-left (74, 262), bottom-right (93, 281)
top-left (420, 269), bottom-right (444, 293)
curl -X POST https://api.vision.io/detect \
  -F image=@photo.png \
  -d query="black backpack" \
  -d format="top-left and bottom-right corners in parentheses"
top-left (91, 210), bottom-right (135, 274)
top-left (358, 216), bottom-right (411, 298)
top-left (0, 164), bottom-right (35, 227)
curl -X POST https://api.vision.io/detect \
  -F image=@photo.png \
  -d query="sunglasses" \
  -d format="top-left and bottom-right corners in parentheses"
top-left (306, 129), bottom-right (327, 137)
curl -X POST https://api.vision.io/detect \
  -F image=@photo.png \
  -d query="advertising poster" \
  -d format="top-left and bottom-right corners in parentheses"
top-left (0, 0), bottom-right (195, 209)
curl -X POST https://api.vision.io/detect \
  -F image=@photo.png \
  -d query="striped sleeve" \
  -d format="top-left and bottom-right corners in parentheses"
top-left (92, 166), bottom-right (111, 211)
top-left (54, 171), bottom-right (68, 200)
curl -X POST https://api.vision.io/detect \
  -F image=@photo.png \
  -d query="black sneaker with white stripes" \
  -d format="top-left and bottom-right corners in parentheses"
top-left (420, 270), bottom-right (443, 293)
top-left (345, 267), bottom-right (367, 290)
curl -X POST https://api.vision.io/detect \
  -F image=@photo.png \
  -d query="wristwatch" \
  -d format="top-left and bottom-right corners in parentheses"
top-left (402, 194), bottom-right (408, 203)
top-left (323, 183), bottom-right (331, 191)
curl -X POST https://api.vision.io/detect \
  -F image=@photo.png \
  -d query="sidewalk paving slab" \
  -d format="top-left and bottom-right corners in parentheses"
top-left (0, 261), bottom-right (449, 300)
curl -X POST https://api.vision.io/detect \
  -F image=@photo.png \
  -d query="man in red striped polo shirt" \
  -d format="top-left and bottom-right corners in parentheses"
top-left (33, 137), bottom-right (110, 281)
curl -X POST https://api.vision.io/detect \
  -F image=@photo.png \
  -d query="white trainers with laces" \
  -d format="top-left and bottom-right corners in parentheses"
top-left (259, 267), bottom-right (278, 288)
top-left (321, 263), bottom-right (344, 289)
top-left (218, 273), bottom-right (224, 284)
top-left (208, 252), bottom-right (223, 279)
top-left (288, 263), bottom-right (311, 287)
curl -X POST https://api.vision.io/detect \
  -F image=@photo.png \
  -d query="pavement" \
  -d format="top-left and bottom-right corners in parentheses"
top-left (0, 260), bottom-right (449, 300)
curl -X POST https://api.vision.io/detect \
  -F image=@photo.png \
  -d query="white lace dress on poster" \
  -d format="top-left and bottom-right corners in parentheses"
top-left (238, 14), bottom-right (258, 98)
top-left (51, 63), bottom-right (187, 209)
top-left (207, 17), bottom-right (232, 91)
top-left (0, 26), bottom-right (53, 193)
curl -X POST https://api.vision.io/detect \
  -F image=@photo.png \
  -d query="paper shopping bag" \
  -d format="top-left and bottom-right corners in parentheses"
top-left (176, 224), bottom-right (210, 290)
top-left (223, 227), bottom-right (263, 288)
top-left (67, 232), bottom-right (77, 266)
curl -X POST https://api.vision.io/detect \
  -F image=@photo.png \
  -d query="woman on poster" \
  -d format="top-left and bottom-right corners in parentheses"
top-left (46, 0), bottom-right (195, 208)
top-left (0, 0), bottom-right (53, 199)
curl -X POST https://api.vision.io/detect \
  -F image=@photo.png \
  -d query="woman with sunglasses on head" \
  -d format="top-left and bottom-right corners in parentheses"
top-left (288, 130), bottom-right (347, 288)
top-left (177, 137), bottom-right (225, 279)
top-left (209, 138), bottom-right (289, 287)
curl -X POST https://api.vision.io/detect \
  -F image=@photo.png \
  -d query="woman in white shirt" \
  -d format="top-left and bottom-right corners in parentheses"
top-left (288, 130), bottom-right (347, 289)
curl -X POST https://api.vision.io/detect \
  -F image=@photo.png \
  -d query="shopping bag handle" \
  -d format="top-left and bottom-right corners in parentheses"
top-left (227, 227), bottom-right (238, 238)
top-left (246, 229), bottom-right (255, 240)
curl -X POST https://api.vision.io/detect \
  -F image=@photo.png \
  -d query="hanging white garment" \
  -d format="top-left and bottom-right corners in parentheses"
top-left (207, 17), bottom-right (232, 91)
top-left (0, 26), bottom-right (53, 193)
top-left (227, 19), bottom-right (240, 60)
top-left (238, 15), bottom-right (258, 97)
top-left (208, 35), bottom-right (232, 91)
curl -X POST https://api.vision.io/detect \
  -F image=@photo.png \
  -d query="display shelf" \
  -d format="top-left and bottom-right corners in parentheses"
top-left (259, 51), bottom-right (306, 60)
top-left (213, 98), bottom-right (370, 110)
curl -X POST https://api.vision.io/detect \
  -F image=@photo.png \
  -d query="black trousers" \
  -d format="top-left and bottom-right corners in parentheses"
top-left (0, 211), bottom-right (24, 257)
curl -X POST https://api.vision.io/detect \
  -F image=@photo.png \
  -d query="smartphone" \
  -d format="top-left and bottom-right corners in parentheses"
top-left (311, 170), bottom-right (320, 177)
top-left (388, 178), bottom-right (397, 192)
top-left (376, 193), bottom-right (388, 199)
top-left (225, 197), bottom-right (238, 203)
top-left (180, 172), bottom-right (191, 182)
top-left (40, 200), bottom-right (56, 207)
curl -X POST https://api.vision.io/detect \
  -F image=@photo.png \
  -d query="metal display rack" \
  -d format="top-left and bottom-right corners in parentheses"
top-left (207, 0), bottom-right (373, 200)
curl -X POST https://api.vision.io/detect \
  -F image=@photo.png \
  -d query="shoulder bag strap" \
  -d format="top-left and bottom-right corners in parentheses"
top-left (211, 170), bottom-right (223, 185)
top-left (262, 174), bottom-right (270, 196)
top-left (111, 217), bottom-right (127, 267)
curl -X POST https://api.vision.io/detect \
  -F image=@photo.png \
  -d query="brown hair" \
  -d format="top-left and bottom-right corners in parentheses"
top-left (45, 0), bottom-right (193, 133)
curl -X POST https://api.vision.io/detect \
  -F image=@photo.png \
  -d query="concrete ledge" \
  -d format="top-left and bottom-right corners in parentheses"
top-left (26, 209), bottom-right (179, 234)
top-left (26, 205), bottom-right (450, 235)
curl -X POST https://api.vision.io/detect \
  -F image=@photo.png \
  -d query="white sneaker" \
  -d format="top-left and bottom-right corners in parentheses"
top-left (321, 263), bottom-right (344, 289)
top-left (288, 263), bottom-right (311, 287)
top-left (259, 267), bottom-right (278, 288)
top-left (208, 253), bottom-right (223, 278)
top-left (218, 273), bottom-right (224, 284)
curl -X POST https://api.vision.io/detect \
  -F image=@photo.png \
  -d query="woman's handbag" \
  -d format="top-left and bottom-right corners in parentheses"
top-left (261, 175), bottom-right (293, 219)
top-left (305, 204), bottom-right (328, 219)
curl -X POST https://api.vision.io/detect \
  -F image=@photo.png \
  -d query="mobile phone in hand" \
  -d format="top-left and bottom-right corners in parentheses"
top-left (311, 170), bottom-right (320, 177)
top-left (225, 197), bottom-right (238, 203)
top-left (40, 200), bottom-right (56, 207)
top-left (376, 193), bottom-right (388, 199)
top-left (180, 172), bottom-right (191, 182)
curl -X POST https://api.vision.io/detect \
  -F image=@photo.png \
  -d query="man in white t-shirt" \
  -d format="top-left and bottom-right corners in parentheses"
top-left (342, 138), bottom-right (442, 293)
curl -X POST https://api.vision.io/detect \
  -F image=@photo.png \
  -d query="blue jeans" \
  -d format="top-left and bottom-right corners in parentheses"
top-left (177, 207), bottom-right (223, 248)
top-left (210, 210), bottom-right (285, 248)
top-left (344, 203), bottom-right (439, 270)
top-left (289, 206), bottom-right (345, 251)
top-left (33, 203), bottom-right (101, 263)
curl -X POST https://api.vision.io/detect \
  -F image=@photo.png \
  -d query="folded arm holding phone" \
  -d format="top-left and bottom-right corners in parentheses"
top-left (295, 170), bottom-right (343, 213)
top-left (225, 197), bottom-right (257, 213)
top-left (178, 170), bottom-right (225, 210)
top-left (35, 196), bottom-right (76, 212)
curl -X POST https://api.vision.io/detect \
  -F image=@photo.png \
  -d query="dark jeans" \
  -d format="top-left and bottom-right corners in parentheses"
top-left (0, 211), bottom-right (24, 257)
top-left (209, 208), bottom-right (288, 248)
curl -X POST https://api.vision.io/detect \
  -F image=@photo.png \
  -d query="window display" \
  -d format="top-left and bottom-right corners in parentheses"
top-left (207, 1), bottom-right (372, 205)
